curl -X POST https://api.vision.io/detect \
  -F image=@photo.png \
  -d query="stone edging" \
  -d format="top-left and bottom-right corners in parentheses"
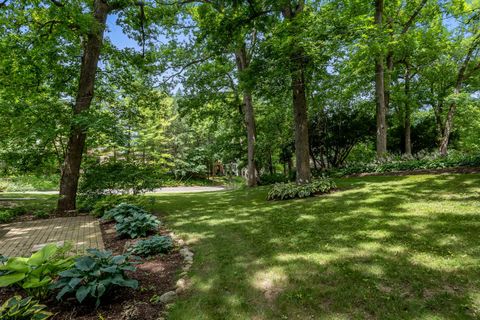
top-left (156, 232), bottom-right (194, 319)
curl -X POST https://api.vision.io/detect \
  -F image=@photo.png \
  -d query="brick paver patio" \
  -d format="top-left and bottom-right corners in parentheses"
top-left (0, 215), bottom-right (104, 257)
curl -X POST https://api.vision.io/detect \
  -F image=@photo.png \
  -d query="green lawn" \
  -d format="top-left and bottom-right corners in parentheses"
top-left (149, 174), bottom-right (480, 319)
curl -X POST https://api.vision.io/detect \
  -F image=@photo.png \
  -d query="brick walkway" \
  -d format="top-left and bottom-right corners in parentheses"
top-left (0, 215), bottom-right (104, 257)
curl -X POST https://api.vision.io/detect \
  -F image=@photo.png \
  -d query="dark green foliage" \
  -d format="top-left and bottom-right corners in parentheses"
top-left (103, 203), bottom-right (161, 239)
top-left (0, 244), bottom-right (74, 299)
top-left (78, 161), bottom-right (162, 208)
top-left (309, 104), bottom-right (376, 168)
top-left (102, 203), bottom-right (150, 222)
top-left (0, 295), bottom-right (53, 320)
top-left (91, 195), bottom-right (155, 217)
top-left (33, 210), bottom-right (50, 219)
top-left (0, 210), bottom-right (17, 223)
top-left (128, 235), bottom-right (173, 257)
top-left (116, 212), bottom-right (161, 239)
top-left (267, 178), bottom-right (336, 200)
top-left (331, 152), bottom-right (480, 177)
top-left (2, 207), bottom-right (27, 222)
top-left (53, 249), bottom-right (138, 307)
top-left (259, 173), bottom-right (289, 185)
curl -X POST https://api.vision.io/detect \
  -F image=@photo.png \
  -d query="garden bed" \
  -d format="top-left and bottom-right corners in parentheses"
top-left (0, 219), bottom-right (184, 320)
top-left (347, 166), bottom-right (480, 177)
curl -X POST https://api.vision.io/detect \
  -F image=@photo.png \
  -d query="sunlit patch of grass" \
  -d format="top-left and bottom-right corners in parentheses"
top-left (148, 174), bottom-right (480, 319)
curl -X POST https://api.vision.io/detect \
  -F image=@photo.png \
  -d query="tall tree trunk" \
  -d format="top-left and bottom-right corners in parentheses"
top-left (57, 0), bottom-right (109, 212)
top-left (404, 63), bottom-right (412, 155)
top-left (439, 92), bottom-right (458, 156)
top-left (374, 0), bottom-right (387, 158)
top-left (438, 35), bottom-right (479, 155)
top-left (235, 43), bottom-right (257, 187)
top-left (282, 1), bottom-right (311, 184)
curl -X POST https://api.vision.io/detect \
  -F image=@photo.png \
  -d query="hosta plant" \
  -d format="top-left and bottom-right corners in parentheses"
top-left (0, 243), bottom-right (74, 299)
top-left (53, 249), bottom-right (138, 307)
top-left (102, 203), bottom-right (149, 222)
top-left (128, 235), bottom-right (173, 257)
top-left (115, 212), bottom-right (160, 239)
top-left (267, 178), bottom-right (336, 200)
top-left (0, 295), bottom-right (53, 320)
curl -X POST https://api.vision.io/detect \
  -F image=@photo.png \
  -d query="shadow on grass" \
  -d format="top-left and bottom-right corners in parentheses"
top-left (149, 174), bottom-right (480, 318)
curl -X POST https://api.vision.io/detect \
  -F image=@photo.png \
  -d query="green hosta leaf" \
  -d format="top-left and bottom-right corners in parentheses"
top-left (56, 284), bottom-right (74, 300)
top-left (0, 273), bottom-right (26, 287)
top-left (111, 255), bottom-right (126, 265)
top-left (75, 256), bottom-right (96, 271)
top-left (28, 244), bottom-right (58, 266)
top-left (1, 257), bottom-right (29, 273)
top-left (100, 265), bottom-right (117, 273)
top-left (68, 277), bottom-right (82, 289)
top-left (75, 285), bottom-right (91, 303)
top-left (58, 269), bottom-right (81, 278)
top-left (22, 276), bottom-right (52, 288)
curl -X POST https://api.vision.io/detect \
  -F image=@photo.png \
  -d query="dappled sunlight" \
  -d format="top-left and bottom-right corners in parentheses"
top-left (251, 267), bottom-right (288, 303)
top-left (151, 174), bottom-right (480, 319)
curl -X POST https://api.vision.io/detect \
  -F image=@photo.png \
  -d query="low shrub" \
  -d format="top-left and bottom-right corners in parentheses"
top-left (128, 235), bottom-right (173, 257)
top-left (53, 249), bottom-right (138, 307)
top-left (267, 178), bottom-right (336, 201)
top-left (78, 161), bottom-right (162, 210)
top-left (329, 152), bottom-right (480, 177)
top-left (90, 195), bottom-right (155, 217)
top-left (0, 210), bottom-right (16, 223)
top-left (0, 207), bottom-right (29, 223)
top-left (103, 203), bottom-right (161, 239)
top-left (102, 203), bottom-right (150, 222)
top-left (0, 295), bottom-right (53, 320)
top-left (0, 243), bottom-right (74, 299)
top-left (33, 210), bottom-right (50, 219)
top-left (116, 212), bottom-right (160, 239)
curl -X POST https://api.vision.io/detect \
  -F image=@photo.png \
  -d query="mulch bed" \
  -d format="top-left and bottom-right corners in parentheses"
top-left (347, 166), bottom-right (480, 177)
top-left (0, 220), bottom-right (183, 320)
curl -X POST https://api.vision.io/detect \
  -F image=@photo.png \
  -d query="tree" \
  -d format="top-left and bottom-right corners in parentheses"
top-left (281, 0), bottom-right (311, 183)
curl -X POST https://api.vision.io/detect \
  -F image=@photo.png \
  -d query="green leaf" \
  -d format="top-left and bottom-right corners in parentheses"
top-left (75, 285), bottom-right (90, 303)
top-left (75, 256), bottom-right (96, 271)
top-left (28, 244), bottom-right (58, 266)
top-left (0, 273), bottom-right (26, 287)
top-left (1, 257), bottom-right (29, 273)
top-left (22, 275), bottom-right (52, 288)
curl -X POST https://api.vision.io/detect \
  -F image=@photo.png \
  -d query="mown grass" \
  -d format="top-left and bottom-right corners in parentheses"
top-left (147, 174), bottom-right (480, 319)
top-left (0, 174), bottom-right (59, 192)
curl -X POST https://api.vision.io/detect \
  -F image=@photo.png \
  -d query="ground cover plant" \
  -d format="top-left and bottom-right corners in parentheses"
top-left (0, 244), bottom-right (74, 299)
top-left (54, 249), bottom-right (138, 307)
top-left (267, 178), bottom-right (336, 200)
top-left (0, 194), bottom-right (57, 223)
top-left (332, 152), bottom-right (480, 177)
top-left (103, 203), bottom-right (161, 239)
top-left (128, 235), bottom-right (173, 257)
top-left (148, 173), bottom-right (480, 319)
top-left (0, 295), bottom-right (53, 320)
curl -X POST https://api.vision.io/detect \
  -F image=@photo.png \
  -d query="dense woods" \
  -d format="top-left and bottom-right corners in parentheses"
top-left (0, 0), bottom-right (479, 211)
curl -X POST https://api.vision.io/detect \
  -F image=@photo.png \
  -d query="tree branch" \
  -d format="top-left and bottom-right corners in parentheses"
top-left (401, 0), bottom-right (427, 34)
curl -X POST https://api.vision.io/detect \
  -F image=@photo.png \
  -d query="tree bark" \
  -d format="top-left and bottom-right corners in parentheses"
top-left (404, 63), bottom-right (412, 155)
top-left (374, 0), bottom-right (387, 158)
top-left (439, 35), bottom-right (480, 155)
top-left (282, 1), bottom-right (311, 184)
top-left (57, 0), bottom-right (109, 212)
top-left (235, 43), bottom-right (257, 187)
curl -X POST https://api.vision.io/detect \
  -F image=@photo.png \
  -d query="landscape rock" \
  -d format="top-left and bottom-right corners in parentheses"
top-left (159, 291), bottom-right (177, 304)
